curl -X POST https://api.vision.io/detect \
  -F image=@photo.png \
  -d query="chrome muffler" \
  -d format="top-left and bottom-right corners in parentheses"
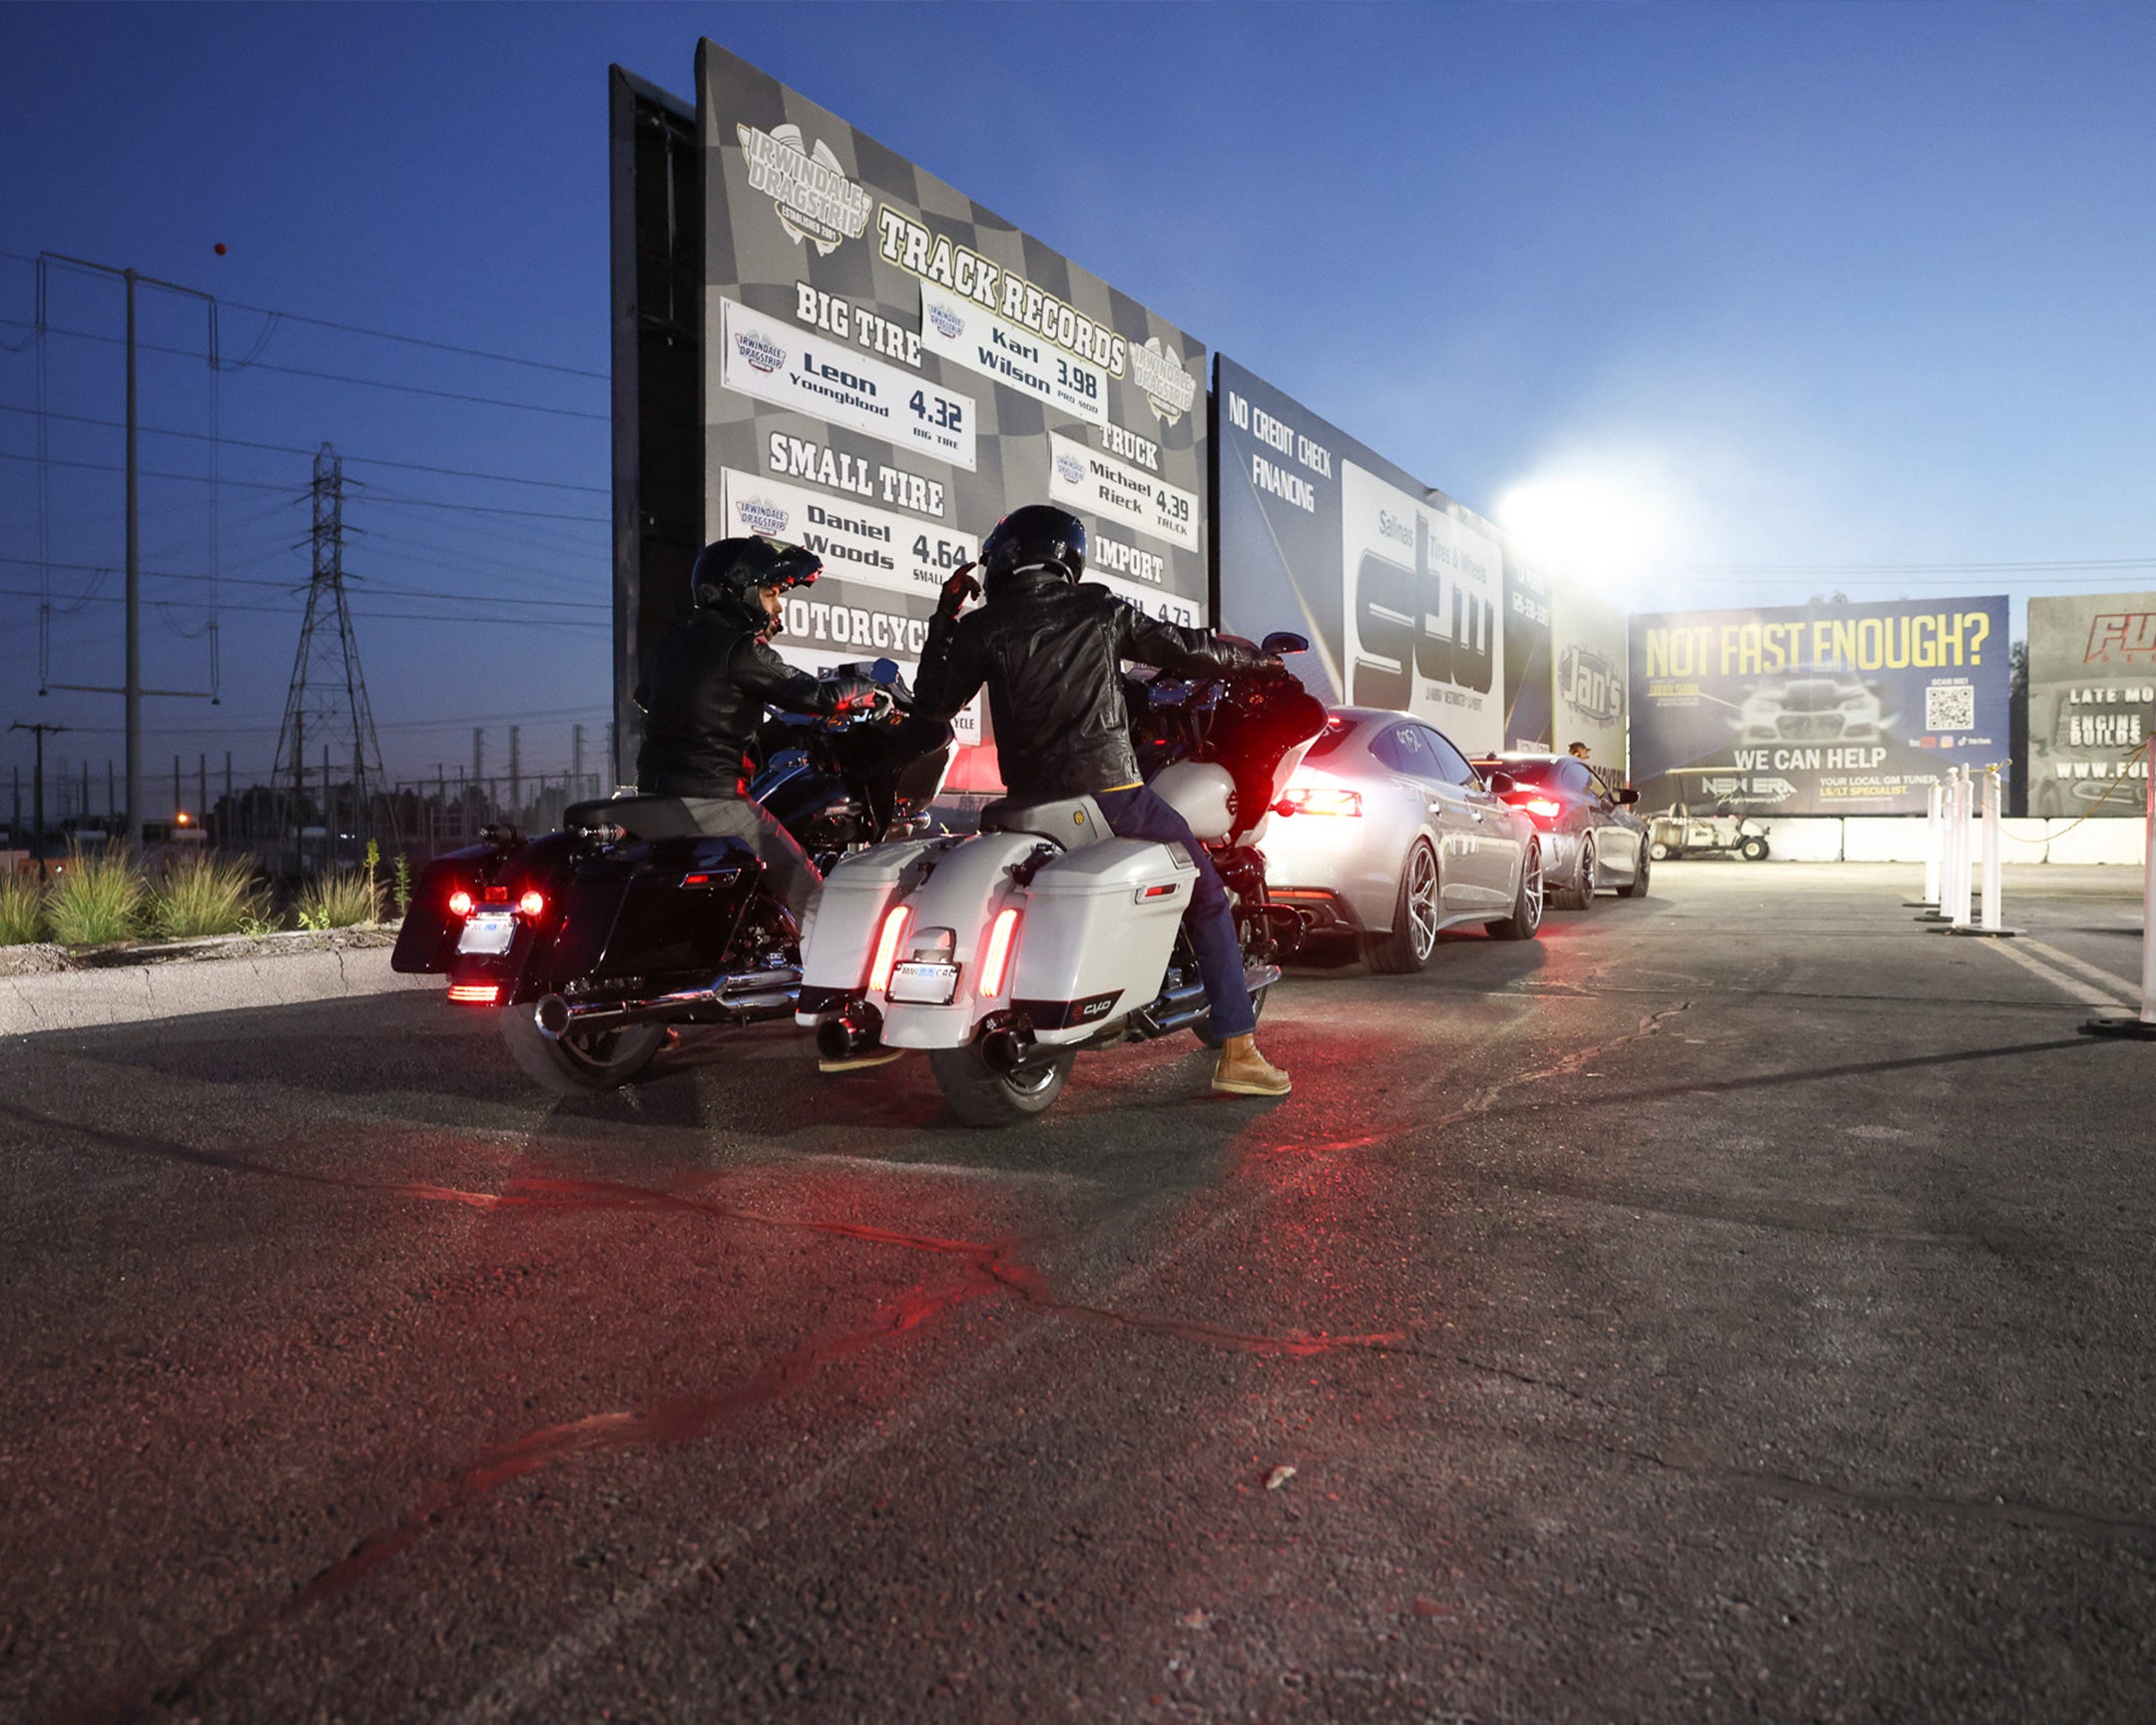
top-left (535, 967), bottom-right (803, 1038)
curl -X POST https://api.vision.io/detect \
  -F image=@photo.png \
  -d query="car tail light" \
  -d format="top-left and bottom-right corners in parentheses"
top-left (446, 982), bottom-right (500, 1004)
top-left (1277, 786), bottom-right (1362, 817)
top-left (1506, 794), bottom-right (1563, 826)
top-left (868, 904), bottom-right (910, 992)
top-left (977, 906), bottom-right (1020, 997)
top-left (446, 888), bottom-right (473, 917)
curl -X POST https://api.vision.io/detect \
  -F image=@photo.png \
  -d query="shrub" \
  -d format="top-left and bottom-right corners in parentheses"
top-left (45, 847), bottom-right (147, 945)
top-left (294, 866), bottom-right (381, 930)
top-left (149, 852), bottom-right (270, 938)
top-left (0, 870), bottom-right (43, 945)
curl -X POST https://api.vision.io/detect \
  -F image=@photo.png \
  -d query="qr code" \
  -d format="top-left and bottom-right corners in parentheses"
top-left (1925, 685), bottom-right (1975, 732)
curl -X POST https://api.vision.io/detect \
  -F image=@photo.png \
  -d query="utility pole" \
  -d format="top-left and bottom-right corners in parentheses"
top-left (508, 725), bottom-right (522, 822)
top-left (572, 723), bottom-right (585, 799)
top-left (10, 722), bottom-right (67, 878)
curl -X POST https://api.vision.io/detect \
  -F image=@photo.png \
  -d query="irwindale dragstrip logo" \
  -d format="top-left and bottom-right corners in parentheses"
top-left (736, 123), bottom-right (872, 256)
top-left (737, 496), bottom-right (790, 537)
top-left (1128, 336), bottom-right (1198, 424)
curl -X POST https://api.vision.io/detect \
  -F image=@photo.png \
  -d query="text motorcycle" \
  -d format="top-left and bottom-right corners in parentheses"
top-left (799, 635), bottom-right (1327, 1125)
top-left (390, 663), bottom-right (952, 1092)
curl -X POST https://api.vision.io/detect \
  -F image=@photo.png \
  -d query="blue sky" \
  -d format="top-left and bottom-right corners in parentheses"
top-left (4, 1), bottom-right (2152, 795)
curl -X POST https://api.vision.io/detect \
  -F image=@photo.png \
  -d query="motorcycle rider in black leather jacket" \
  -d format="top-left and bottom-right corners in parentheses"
top-left (914, 504), bottom-right (1293, 1097)
top-left (635, 536), bottom-right (883, 928)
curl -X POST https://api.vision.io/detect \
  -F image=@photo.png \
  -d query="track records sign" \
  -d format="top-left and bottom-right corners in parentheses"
top-left (697, 40), bottom-right (1209, 739)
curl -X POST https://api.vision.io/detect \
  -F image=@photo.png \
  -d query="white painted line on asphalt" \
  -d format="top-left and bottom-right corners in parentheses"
top-left (1978, 934), bottom-right (2138, 1009)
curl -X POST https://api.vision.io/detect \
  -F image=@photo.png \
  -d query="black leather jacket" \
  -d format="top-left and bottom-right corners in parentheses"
top-left (914, 568), bottom-right (1275, 799)
top-left (636, 613), bottom-right (860, 799)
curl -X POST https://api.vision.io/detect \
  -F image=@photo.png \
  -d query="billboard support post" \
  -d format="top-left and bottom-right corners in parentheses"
top-left (2082, 727), bottom-right (2156, 1039)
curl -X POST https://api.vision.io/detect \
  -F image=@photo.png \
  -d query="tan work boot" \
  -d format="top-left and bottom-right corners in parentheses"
top-left (1213, 1034), bottom-right (1290, 1096)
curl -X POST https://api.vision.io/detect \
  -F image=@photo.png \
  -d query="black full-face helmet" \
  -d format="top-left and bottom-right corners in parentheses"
top-left (979, 504), bottom-right (1086, 588)
top-left (690, 536), bottom-right (822, 635)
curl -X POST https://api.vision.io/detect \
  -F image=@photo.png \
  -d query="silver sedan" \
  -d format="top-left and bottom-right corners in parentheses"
top-left (1261, 708), bottom-right (1545, 971)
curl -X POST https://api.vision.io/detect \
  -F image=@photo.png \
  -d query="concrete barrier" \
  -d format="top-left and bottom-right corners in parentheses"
top-left (1743, 816), bottom-right (2148, 866)
top-left (0, 933), bottom-right (434, 1035)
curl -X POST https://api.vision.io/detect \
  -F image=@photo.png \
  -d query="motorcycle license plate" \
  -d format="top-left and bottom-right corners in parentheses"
top-left (455, 911), bottom-right (516, 955)
top-left (887, 960), bottom-right (959, 1005)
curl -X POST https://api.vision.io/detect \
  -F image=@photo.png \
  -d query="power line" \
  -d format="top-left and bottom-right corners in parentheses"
top-left (0, 582), bottom-right (606, 629)
top-left (0, 554), bottom-right (607, 610)
top-left (0, 402), bottom-right (608, 493)
top-left (0, 317), bottom-right (610, 421)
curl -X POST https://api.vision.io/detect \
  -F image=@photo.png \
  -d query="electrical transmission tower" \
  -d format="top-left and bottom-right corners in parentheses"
top-left (271, 444), bottom-right (390, 862)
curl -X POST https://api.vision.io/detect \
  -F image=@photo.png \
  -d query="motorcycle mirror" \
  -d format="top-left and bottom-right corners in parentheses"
top-left (1261, 632), bottom-right (1311, 655)
top-left (869, 657), bottom-right (900, 684)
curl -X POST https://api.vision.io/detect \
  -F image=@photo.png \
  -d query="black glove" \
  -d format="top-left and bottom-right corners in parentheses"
top-left (936, 562), bottom-right (981, 620)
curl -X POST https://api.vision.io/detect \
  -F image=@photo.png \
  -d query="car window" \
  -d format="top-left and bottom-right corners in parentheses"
top-left (1561, 759), bottom-right (1596, 796)
top-left (1419, 726), bottom-right (1479, 787)
top-left (1369, 724), bottom-right (1431, 776)
top-left (1305, 716), bottom-right (1357, 760)
top-left (1490, 758), bottom-right (1560, 786)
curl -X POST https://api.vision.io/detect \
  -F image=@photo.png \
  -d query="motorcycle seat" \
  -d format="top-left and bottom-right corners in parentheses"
top-left (565, 795), bottom-right (702, 840)
top-left (978, 795), bottom-right (1112, 850)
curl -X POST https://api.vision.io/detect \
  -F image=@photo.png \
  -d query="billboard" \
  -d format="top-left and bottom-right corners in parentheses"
top-left (2026, 593), bottom-right (2156, 818)
top-left (1551, 579), bottom-right (1628, 776)
top-left (1214, 355), bottom-right (1539, 757)
top-left (696, 40), bottom-right (1209, 756)
top-left (1629, 597), bottom-right (2009, 815)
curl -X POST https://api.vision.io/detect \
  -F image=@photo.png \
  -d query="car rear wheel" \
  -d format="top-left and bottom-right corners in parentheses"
top-left (1363, 838), bottom-right (1440, 973)
top-left (1554, 836), bottom-right (1598, 910)
top-left (1487, 841), bottom-right (1544, 940)
top-left (499, 1006), bottom-right (666, 1093)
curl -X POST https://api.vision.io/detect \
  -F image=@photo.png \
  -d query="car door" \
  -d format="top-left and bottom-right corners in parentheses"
top-left (1370, 724), bottom-right (1479, 916)
top-left (1581, 763), bottom-right (1639, 881)
top-left (1420, 725), bottom-right (1517, 908)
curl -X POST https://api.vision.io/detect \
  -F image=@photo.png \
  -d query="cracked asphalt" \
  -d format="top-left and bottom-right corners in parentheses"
top-left (2, 862), bottom-right (2151, 1724)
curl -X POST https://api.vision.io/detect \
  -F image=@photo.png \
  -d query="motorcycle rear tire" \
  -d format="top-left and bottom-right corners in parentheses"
top-left (499, 1005), bottom-right (666, 1094)
top-left (929, 1041), bottom-right (1075, 1126)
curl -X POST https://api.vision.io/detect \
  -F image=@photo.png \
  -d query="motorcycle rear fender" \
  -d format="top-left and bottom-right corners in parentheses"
top-left (868, 832), bottom-right (1040, 1049)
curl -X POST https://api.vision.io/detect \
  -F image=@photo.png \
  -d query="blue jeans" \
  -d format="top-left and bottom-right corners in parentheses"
top-left (1093, 785), bottom-right (1257, 1040)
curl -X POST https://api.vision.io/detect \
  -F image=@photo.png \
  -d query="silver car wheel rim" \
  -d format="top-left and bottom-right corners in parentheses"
top-left (1579, 840), bottom-right (1595, 897)
top-left (1407, 845), bottom-right (1439, 959)
top-left (1525, 845), bottom-right (1544, 925)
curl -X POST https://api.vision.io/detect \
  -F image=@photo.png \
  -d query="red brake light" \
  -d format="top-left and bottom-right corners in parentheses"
top-left (517, 889), bottom-right (546, 917)
top-left (977, 906), bottom-right (1020, 997)
top-left (1280, 786), bottom-right (1362, 817)
top-left (1508, 795), bottom-right (1563, 824)
top-left (446, 982), bottom-right (500, 1004)
top-left (447, 888), bottom-right (473, 917)
top-left (868, 904), bottom-right (910, 992)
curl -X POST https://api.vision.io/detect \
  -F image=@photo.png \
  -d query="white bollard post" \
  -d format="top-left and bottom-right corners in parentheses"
top-left (1953, 764), bottom-right (2020, 937)
top-left (1919, 780), bottom-right (1943, 906)
top-left (1948, 768), bottom-right (1973, 930)
top-left (2083, 741), bottom-right (2156, 1037)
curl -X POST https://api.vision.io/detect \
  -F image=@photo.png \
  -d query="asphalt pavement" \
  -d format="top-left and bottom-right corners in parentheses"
top-left (2, 862), bottom-right (2151, 1724)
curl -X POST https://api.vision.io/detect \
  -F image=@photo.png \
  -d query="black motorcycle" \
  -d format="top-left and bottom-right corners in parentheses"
top-left (391, 662), bottom-right (952, 1092)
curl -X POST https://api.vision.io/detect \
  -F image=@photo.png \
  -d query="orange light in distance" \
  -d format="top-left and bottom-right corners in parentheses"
top-left (868, 904), bottom-right (910, 992)
top-left (976, 906), bottom-right (1020, 997)
top-left (447, 888), bottom-right (474, 917)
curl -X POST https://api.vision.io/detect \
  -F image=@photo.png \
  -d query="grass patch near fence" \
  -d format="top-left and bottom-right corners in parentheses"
top-left (0, 871), bottom-right (42, 945)
top-left (295, 867), bottom-right (381, 929)
top-left (45, 848), bottom-right (147, 945)
top-left (150, 852), bottom-right (271, 938)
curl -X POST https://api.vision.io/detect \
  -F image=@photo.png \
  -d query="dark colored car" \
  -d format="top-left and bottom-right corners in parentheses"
top-left (1471, 752), bottom-right (1649, 909)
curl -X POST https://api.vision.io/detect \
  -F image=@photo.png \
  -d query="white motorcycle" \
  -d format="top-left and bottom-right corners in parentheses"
top-left (796, 635), bottom-right (1326, 1124)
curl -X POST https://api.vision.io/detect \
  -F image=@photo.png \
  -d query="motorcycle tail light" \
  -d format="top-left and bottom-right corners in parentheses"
top-left (868, 904), bottom-right (910, 992)
top-left (447, 888), bottom-right (473, 917)
top-left (977, 906), bottom-right (1020, 997)
top-left (447, 982), bottom-right (500, 1004)
top-left (1279, 786), bottom-right (1361, 817)
top-left (516, 889), bottom-right (546, 917)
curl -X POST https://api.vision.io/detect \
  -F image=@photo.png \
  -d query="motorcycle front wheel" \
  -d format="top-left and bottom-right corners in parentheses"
top-left (499, 1005), bottom-right (666, 1094)
top-left (929, 1041), bottom-right (1075, 1126)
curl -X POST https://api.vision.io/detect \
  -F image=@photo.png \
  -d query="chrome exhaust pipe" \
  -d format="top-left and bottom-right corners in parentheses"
top-left (536, 967), bottom-right (804, 1038)
top-left (815, 1002), bottom-right (884, 1063)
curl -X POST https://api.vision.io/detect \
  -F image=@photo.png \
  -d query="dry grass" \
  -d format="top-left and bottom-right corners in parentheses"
top-left (149, 852), bottom-right (271, 938)
top-left (0, 870), bottom-right (43, 945)
top-left (294, 867), bottom-right (381, 929)
top-left (44, 847), bottom-right (147, 945)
